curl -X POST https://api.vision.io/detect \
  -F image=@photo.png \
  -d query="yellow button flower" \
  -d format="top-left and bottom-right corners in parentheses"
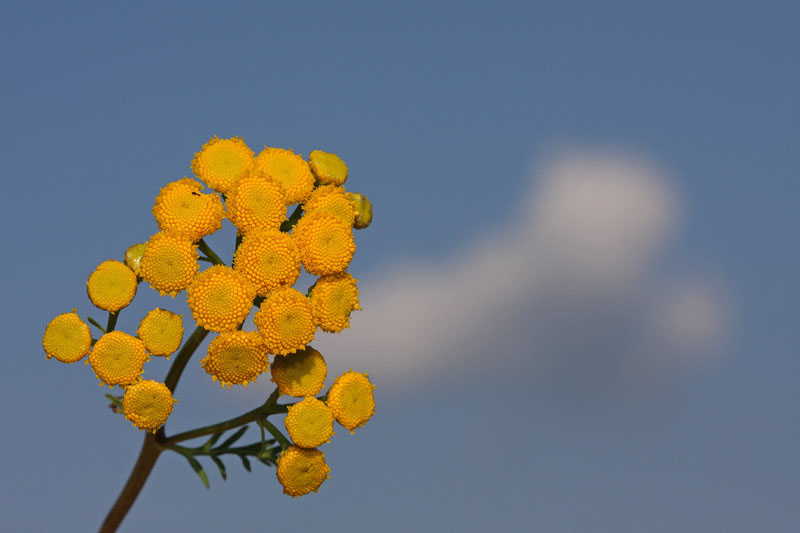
top-left (255, 147), bottom-right (315, 205)
top-left (284, 397), bottom-right (335, 448)
top-left (137, 309), bottom-right (184, 357)
top-left (276, 446), bottom-right (330, 497)
top-left (139, 233), bottom-right (199, 296)
top-left (187, 265), bottom-right (256, 332)
top-left (226, 173), bottom-right (287, 234)
top-left (233, 229), bottom-right (301, 296)
top-left (89, 331), bottom-right (148, 387)
top-left (122, 380), bottom-right (176, 432)
top-left (152, 177), bottom-right (225, 242)
top-left (87, 260), bottom-right (138, 312)
top-left (309, 272), bottom-right (360, 333)
top-left (270, 346), bottom-right (327, 397)
top-left (347, 192), bottom-right (373, 230)
top-left (303, 185), bottom-right (356, 227)
top-left (191, 135), bottom-right (255, 194)
top-left (308, 150), bottom-right (348, 186)
top-left (200, 331), bottom-right (269, 388)
top-left (293, 211), bottom-right (356, 276)
top-left (42, 311), bottom-right (92, 363)
top-left (253, 288), bottom-right (316, 355)
top-left (327, 371), bottom-right (375, 433)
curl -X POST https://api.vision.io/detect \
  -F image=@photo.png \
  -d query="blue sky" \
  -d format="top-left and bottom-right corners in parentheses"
top-left (1, 2), bottom-right (798, 532)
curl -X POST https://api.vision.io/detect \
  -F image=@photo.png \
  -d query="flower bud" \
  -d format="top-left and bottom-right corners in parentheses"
top-left (347, 192), bottom-right (372, 230)
top-left (124, 243), bottom-right (147, 275)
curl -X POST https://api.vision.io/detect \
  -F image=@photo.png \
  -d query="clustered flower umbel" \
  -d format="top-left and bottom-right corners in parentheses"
top-left (42, 137), bottom-right (375, 497)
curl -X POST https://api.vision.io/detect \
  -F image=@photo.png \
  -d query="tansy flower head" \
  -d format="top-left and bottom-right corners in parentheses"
top-left (327, 370), bottom-right (375, 433)
top-left (87, 260), bottom-right (138, 312)
top-left (152, 178), bottom-right (225, 241)
top-left (139, 233), bottom-right (199, 296)
top-left (191, 135), bottom-right (255, 193)
top-left (122, 380), bottom-right (176, 432)
top-left (309, 272), bottom-right (360, 333)
top-left (89, 331), bottom-right (148, 387)
top-left (200, 331), bottom-right (269, 388)
top-left (42, 311), bottom-right (92, 363)
top-left (347, 192), bottom-right (373, 230)
top-left (284, 397), bottom-right (335, 449)
top-left (233, 229), bottom-right (301, 296)
top-left (187, 265), bottom-right (255, 332)
top-left (302, 185), bottom-right (356, 227)
top-left (226, 173), bottom-right (287, 234)
top-left (124, 243), bottom-right (147, 276)
top-left (293, 211), bottom-right (356, 276)
top-left (255, 147), bottom-right (314, 205)
top-left (276, 446), bottom-right (330, 497)
top-left (137, 309), bottom-right (184, 357)
top-left (270, 346), bottom-right (327, 397)
top-left (308, 150), bottom-right (348, 186)
top-left (253, 288), bottom-right (315, 355)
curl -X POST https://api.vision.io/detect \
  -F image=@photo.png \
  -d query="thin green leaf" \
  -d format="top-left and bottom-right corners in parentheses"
top-left (185, 456), bottom-right (210, 489)
top-left (203, 432), bottom-right (223, 452)
top-left (239, 454), bottom-right (252, 472)
top-left (210, 456), bottom-right (227, 481)
top-left (87, 316), bottom-right (106, 333)
top-left (220, 426), bottom-right (249, 449)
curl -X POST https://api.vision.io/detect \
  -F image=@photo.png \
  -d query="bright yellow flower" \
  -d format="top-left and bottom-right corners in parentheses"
top-left (122, 380), bottom-right (176, 432)
top-left (284, 397), bottom-right (335, 448)
top-left (225, 173), bottom-right (287, 234)
top-left (139, 233), bottom-right (199, 296)
top-left (137, 309), bottom-right (184, 357)
top-left (276, 446), bottom-right (330, 497)
top-left (253, 288), bottom-right (315, 355)
top-left (89, 331), bottom-right (148, 387)
top-left (191, 136), bottom-right (255, 193)
top-left (233, 229), bottom-right (301, 296)
top-left (200, 331), bottom-right (269, 388)
top-left (309, 272), bottom-right (360, 333)
top-left (326, 371), bottom-right (375, 433)
top-left (347, 192), bottom-right (373, 230)
top-left (303, 185), bottom-right (356, 227)
top-left (87, 260), bottom-right (138, 312)
top-left (124, 243), bottom-right (147, 276)
top-left (308, 150), bottom-right (348, 186)
top-left (187, 265), bottom-right (255, 332)
top-left (255, 147), bottom-right (314, 205)
top-left (270, 346), bottom-right (327, 397)
top-left (42, 311), bottom-right (92, 363)
top-left (293, 211), bottom-right (356, 276)
top-left (152, 177), bottom-right (225, 241)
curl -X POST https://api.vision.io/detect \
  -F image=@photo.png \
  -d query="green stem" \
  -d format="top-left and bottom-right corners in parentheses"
top-left (163, 326), bottom-right (209, 393)
top-left (280, 205), bottom-right (303, 232)
top-left (197, 239), bottom-right (226, 266)
top-left (106, 311), bottom-right (119, 333)
top-left (261, 419), bottom-right (292, 451)
top-left (87, 316), bottom-right (106, 333)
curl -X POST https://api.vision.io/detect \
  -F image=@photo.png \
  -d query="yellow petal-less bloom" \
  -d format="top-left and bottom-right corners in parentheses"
top-left (293, 211), bottom-right (356, 276)
top-left (139, 233), bottom-right (199, 296)
top-left (225, 173), bottom-right (287, 234)
top-left (233, 229), bottom-right (301, 296)
top-left (152, 177), bottom-right (225, 241)
top-left (284, 397), bottom-right (335, 448)
top-left (89, 331), bottom-right (148, 387)
top-left (42, 311), bottom-right (92, 363)
top-left (253, 288), bottom-right (316, 355)
top-left (200, 331), bottom-right (269, 387)
top-left (124, 243), bottom-right (147, 276)
top-left (308, 150), bottom-right (348, 186)
top-left (187, 265), bottom-right (256, 332)
top-left (122, 380), bottom-right (176, 432)
top-left (87, 260), bottom-right (138, 312)
top-left (302, 185), bottom-right (356, 227)
top-left (276, 446), bottom-right (330, 497)
top-left (270, 346), bottom-right (327, 397)
top-left (309, 272), bottom-right (360, 333)
top-left (137, 309), bottom-right (184, 357)
top-left (347, 192), bottom-right (373, 230)
top-left (191, 136), bottom-right (255, 194)
top-left (327, 371), bottom-right (375, 433)
top-left (255, 147), bottom-right (315, 205)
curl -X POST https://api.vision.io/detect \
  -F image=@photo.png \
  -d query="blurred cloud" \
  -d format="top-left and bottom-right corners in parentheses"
top-left (315, 148), bottom-right (730, 395)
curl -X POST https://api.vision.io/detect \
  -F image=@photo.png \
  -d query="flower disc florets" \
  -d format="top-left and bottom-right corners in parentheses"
top-left (152, 177), bottom-right (225, 241)
top-left (255, 147), bottom-right (315, 205)
top-left (270, 347), bottom-right (327, 397)
top-left (87, 260), bottom-right (138, 312)
top-left (326, 371), bottom-right (375, 433)
top-left (284, 397), bottom-right (335, 448)
top-left (191, 136), bottom-right (255, 193)
top-left (122, 380), bottom-right (176, 432)
top-left (293, 211), bottom-right (356, 276)
top-left (139, 233), bottom-right (199, 296)
top-left (303, 185), bottom-right (356, 227)
top-left (309, 272), bottom-right (360, 333)
top-left (42, 311), bottom-right (92, 363)
top-left (276, 446), bottom-right (330, 497)
top-left (137, 308), bottom-right (184, 357)
top-left (187, 265), bottom-right (256, 332)
top-left (308, 150), bottom-right (348, 186)
top-left (200, 331), bottom-right (270, 387)
top-left (225, 173), bottom-right (287, 234)
top-left (89, 331), bottom-right (148, 387)
top-left (253, 288), bottom-right (315, 355)
top-left (233, 229), bottom-right (301, 296)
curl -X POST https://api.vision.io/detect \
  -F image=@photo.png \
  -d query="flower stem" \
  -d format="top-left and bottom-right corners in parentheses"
top-left (260, 418), bottom-right (292, 451)
top-left (197, 238), bottom-right (226, 266)
top-left (106, 311), bottom-right (119, 333)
